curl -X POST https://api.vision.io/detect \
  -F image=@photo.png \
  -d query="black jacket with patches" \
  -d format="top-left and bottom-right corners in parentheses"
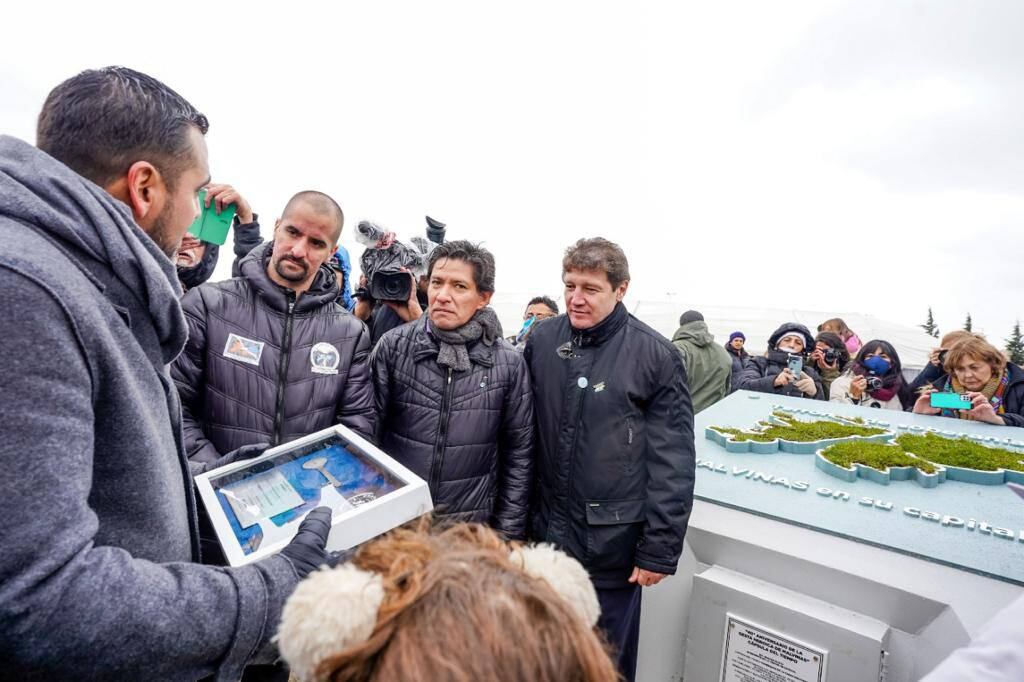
top-left (172, 242), bottom-right (375, 464)
top-left (524, 303), bottom-right (696, 586)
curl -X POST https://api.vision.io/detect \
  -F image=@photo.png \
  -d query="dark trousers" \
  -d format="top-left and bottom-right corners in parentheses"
top-left (597, 582), bottom-right (643, 682)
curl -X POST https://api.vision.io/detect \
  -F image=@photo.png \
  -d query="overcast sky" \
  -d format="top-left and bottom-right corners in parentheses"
top-left (3, 1), bottom-right (1021, 344)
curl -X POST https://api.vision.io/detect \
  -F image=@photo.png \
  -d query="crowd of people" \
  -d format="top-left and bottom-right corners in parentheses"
top-left (0, 66), bottom-right (1018, 682)
top-left (673, 315), bottom-right (1024, 426)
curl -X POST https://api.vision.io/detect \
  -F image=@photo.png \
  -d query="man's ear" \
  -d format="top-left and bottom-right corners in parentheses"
top-left (615, 280), bottom-right (630, 302)
top-left (478, 290), bottom-right (494, 309)
top-left (124, 161), bottom-right (166, 228)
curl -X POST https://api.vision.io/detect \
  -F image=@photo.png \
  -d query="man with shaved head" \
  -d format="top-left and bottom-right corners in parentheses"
top-left (173, 191), bottom-right (375, 559)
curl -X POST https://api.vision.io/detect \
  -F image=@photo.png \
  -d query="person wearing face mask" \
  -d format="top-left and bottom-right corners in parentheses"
top-left (829, 340), bottom-right (912, 410)
top-left (736, 323), bottom-right (824, 400)
top-left (912, 336), bottom-right (1024, 426)
top-left (175, 183), bottom-right (263, 293)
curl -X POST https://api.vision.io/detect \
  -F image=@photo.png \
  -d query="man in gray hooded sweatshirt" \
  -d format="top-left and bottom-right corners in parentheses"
top-left (0, 67), bottom-right (334, 681)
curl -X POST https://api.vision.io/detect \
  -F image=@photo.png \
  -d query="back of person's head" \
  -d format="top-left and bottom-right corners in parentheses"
top-left (679, 310), bottom-right (704, 326)
top-left (562, 237), bottom-right (630, 288)
top-left (37, 66), bottom-right (208, 190)
top-left (278, 520), bottom-right (617, 682)
top-left (818, 317), bottom-right (853, 339)
top-left (428, 240), bottom-right (496, 293)
top-left (940, 329), bottom-right (975, 349)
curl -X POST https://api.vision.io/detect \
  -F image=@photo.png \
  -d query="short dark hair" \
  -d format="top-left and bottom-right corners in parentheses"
top-left (37, 66), bottom-right (209, 190)
top-left (527, 296), bottom-right (559, 315)
top-left (427, 240), bottom-right (495, 293)
top-left (282, 190), bottom-right (345, 243)
top-left (562, 237), bottom-right (630, 288)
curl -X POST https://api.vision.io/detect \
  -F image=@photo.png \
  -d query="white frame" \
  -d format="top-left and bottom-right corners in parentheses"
top-left (195, 424), bottom-right (433, 566)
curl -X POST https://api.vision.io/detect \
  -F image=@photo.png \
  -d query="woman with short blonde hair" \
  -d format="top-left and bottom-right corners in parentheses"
top-left (913, 335), bottom-right (1024, 426)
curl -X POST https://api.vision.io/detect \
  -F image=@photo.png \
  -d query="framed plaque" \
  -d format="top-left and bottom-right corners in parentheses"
top-left (195, 424), bottom-right (433, 566)
top-left (721, 613), bottom-right (827, 682)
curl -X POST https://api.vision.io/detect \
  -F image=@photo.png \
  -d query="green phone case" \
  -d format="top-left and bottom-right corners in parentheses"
top-left (930, 392), bottom-right (972, 410)
top-left (186, 189), bottom-right (236, 245)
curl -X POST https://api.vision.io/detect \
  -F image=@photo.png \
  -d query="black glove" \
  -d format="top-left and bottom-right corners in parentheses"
top-left (279, 506), bottom-right (334, 579)
top-left (189, 442), bottom-right (270, 478)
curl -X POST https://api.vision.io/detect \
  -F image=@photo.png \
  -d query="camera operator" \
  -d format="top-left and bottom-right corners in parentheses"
top-left (908, 330), bottom-right (974, 395)
top-left (912, 335), bottom-right (1024, 426)
top-left (353, 219), bottom-right (438, 345)
top-left (809, 331), bottom-right (850, 399)
top-left (829, 340), bottom-right (913, 410)
top-left (818, 317), bottom-right (862, 355)
top-left (736, 323), bottom-right (824, 400)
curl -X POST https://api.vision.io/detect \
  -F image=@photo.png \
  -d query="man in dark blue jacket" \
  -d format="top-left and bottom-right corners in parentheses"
top-left (0, 67), bottom-right (332, 681)
top-left (525, 237), bottom-right (695, 682)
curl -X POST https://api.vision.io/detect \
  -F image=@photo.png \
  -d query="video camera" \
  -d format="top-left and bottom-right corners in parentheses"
top-left (355, 216), bottom-right (446, 302)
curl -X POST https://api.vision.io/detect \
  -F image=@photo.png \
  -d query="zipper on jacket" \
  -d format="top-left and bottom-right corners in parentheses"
top-left (271, 293), bottom-right (297, 445)
top-left (429, 367), bottom-right (455, 493)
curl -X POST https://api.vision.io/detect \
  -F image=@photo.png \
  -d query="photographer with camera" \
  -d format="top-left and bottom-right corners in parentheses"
top-left (818, 317), bottom-right (863, 355)
top-left (353, 218), bottom-right (442, 345)
top-left (908, 330), bottom-right (975, 395)
top-left (809, 331), bottom-right (850, 399)
top-left (912, 335), bottom-right (1024, 426)
top-left (829, 340), bottom-right (912, 410)
top-left (736, 323), bottom-right (824, 400)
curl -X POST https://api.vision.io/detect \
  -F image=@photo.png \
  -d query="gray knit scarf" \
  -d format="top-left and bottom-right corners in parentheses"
top-left (431, 307), bottom-right (503, 372)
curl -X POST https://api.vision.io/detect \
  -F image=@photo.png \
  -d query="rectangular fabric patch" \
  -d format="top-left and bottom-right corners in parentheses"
top-left (223, 333), bottom-right (265, 366)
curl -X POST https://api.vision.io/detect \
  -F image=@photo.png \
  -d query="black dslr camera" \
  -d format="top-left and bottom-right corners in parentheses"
top-left (822, 348), bottom-right (839, 365)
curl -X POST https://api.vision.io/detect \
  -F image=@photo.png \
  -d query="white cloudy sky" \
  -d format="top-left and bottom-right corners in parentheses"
top-left (3, 1), bottom-right (1021, 343)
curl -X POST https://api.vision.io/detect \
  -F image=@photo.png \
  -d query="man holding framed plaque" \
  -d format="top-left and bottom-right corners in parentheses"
top-left (0, 67), bottom-right (334, 680)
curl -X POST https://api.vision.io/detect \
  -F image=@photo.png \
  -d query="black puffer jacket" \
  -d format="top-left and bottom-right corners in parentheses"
top-left (173, 243), bottom-right (375, 464)
top-left (370, 316), bottom-right (534, 539)
top-left (525, 303), bottom-right (696, 587)
top-left (736, 322), bottom-right (825, 400)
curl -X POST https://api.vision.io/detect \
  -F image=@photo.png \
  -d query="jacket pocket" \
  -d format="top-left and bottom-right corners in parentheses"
top-left (585, 498), bottom-right (646, 573)
top-left (621, 417), bottom-right (636, 474)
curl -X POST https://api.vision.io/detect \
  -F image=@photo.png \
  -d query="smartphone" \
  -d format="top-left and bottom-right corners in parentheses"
top-left (787, 354), bottom-right (803, 378)
top-left (930, 392), bottom-right (972, 410)
top-left (186, 189), bottom-right (235, 246)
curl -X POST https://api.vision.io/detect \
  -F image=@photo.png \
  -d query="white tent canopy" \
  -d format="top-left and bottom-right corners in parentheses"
top-left (489, 293), bottom-right (938, 373)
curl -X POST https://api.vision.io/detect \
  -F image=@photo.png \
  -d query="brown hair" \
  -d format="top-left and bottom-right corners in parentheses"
top-left (817, 318), bottom-right (854, 340)
top-left (939, 329), bottom-right (974, 348)
top-left (562, 238), bottom-right (630, 288)
top-left (944, 335), bottom-right (1007, 376)
top-left (319, 519), bottom-right (619, 682)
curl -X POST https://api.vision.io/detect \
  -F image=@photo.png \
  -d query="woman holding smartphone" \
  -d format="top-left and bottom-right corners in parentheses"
top-left (912, 335), bottom-right (1024, 426)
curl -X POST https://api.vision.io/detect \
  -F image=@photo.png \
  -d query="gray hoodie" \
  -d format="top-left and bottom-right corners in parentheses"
top-left (0, 135), bottom-right (298, 681)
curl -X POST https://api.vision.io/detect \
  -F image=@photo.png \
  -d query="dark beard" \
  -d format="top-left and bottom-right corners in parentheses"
top-left (148, 210), bottom-right (182, 260)
top-left (274, 256), bottom-right (309, 282)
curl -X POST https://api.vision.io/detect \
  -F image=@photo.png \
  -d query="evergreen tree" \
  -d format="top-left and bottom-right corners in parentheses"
top-left (921, 307), bottom-right (939, 339)
top-left (1006, 321), bottom-right (1024, 366)
top-left (964, 313), bottom-right (972, 332)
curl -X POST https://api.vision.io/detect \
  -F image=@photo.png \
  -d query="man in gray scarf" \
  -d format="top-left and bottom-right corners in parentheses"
top-left (0, 67), bottom-right (333, 681)
top-left (371, 240), bottom-right (535, 539)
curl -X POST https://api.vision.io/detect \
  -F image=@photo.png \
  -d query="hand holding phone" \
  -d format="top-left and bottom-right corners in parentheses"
top-left (929, 392), bottom-right (973, 410)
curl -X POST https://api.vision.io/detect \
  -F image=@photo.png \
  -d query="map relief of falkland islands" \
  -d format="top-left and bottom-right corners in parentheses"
top-left (706, 407), bottom-right (1024, 488)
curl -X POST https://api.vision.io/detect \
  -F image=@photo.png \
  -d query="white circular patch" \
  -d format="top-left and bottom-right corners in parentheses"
top-left (577, 377), bottom-right (589, 389)
top-left (310, 342), bottom-right (340, 375)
